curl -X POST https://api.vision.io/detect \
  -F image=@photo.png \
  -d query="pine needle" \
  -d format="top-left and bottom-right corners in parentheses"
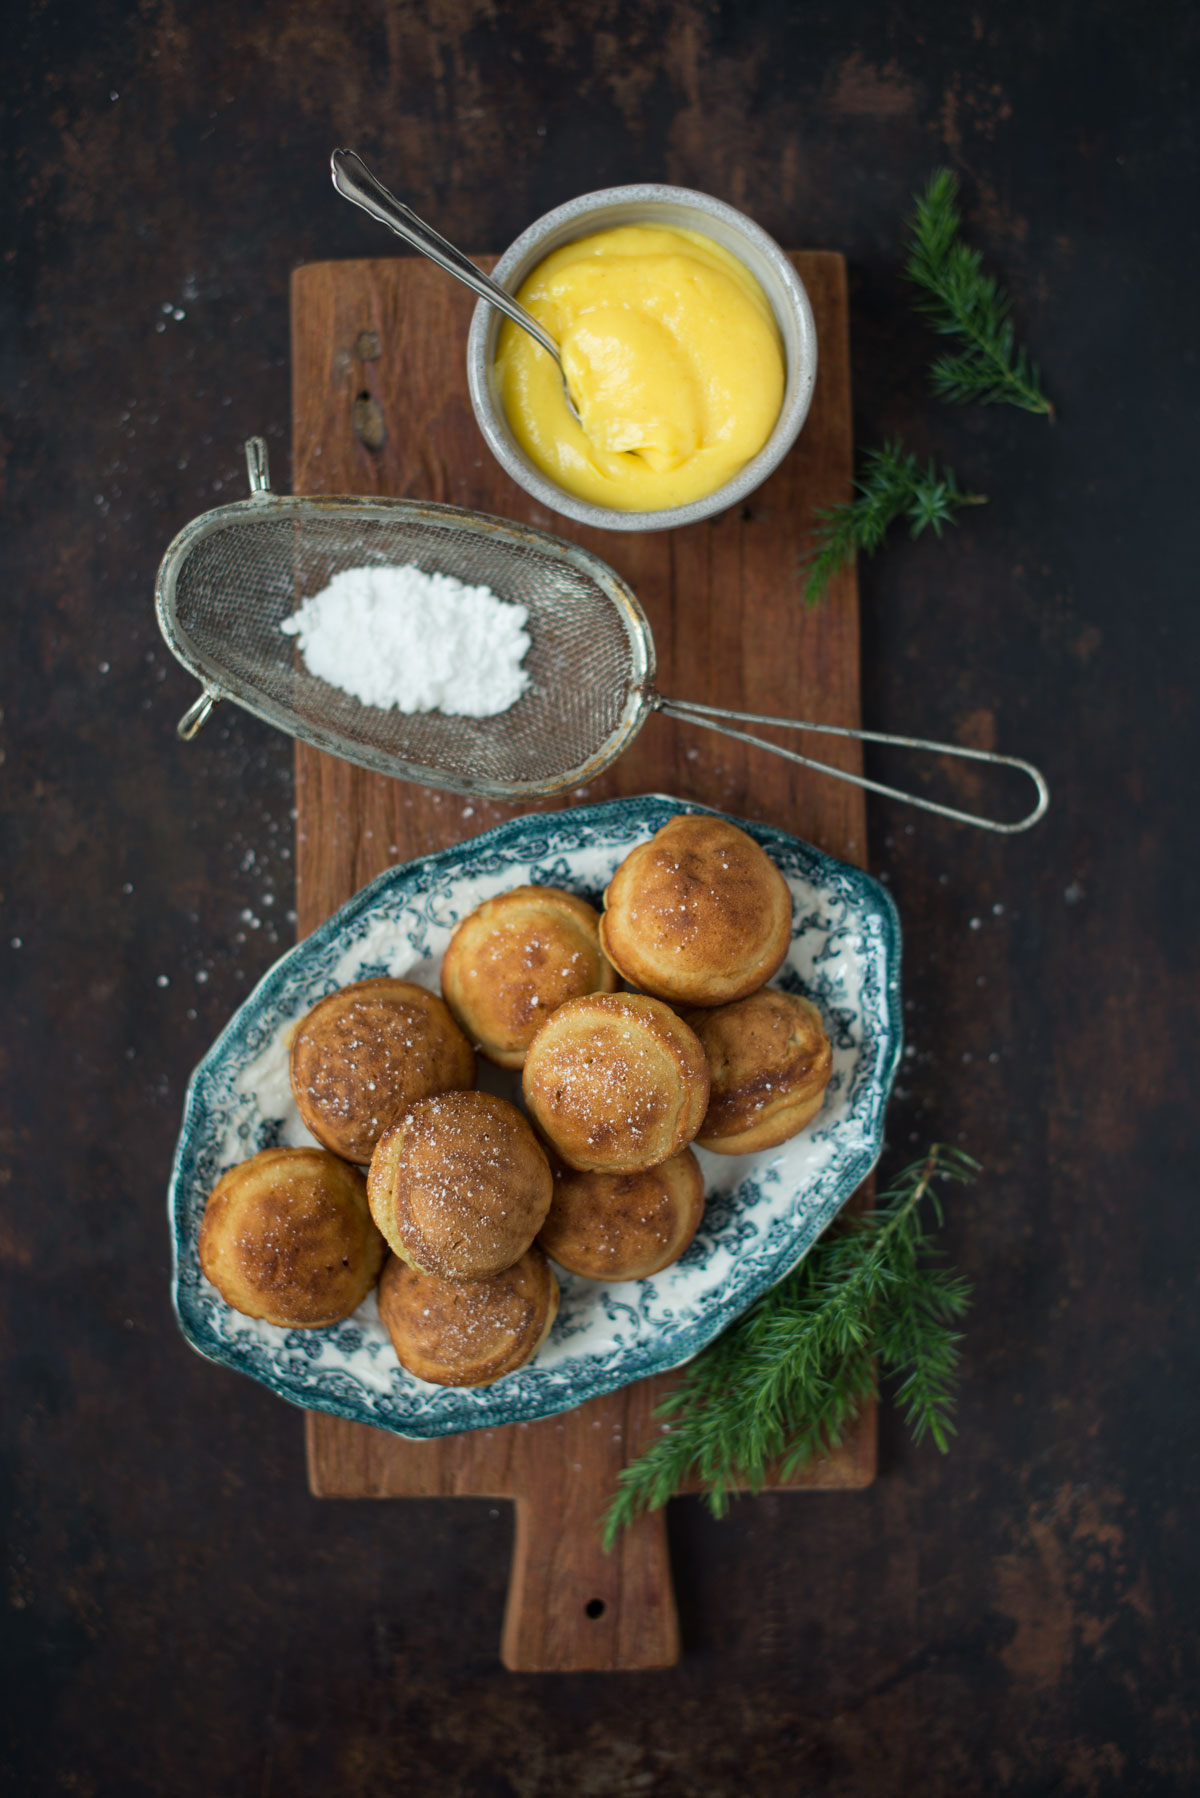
top-left (905, 169), bottom-right (1054, 417)
top-left (601, 1145), bottom-right (976, 1549)
top-left (800, 441), bottom-right (985, 608)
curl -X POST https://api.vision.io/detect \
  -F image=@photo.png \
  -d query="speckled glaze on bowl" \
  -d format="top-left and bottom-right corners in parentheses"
top-left (466, 185), bottom-right (818, 533)
top-left (168, 795), bottom-right (901, 1440)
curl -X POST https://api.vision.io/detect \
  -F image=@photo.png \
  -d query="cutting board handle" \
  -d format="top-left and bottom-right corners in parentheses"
top-left (503, 1493), bottom-right (678, 1672)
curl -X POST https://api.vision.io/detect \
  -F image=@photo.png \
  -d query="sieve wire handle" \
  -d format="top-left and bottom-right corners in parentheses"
top-left (177, 688), bottom-right (220, 739)
top-left (244, 436), bottom-right (270, 492)
top-left (171, 442), bottom-right (267, 741)
top-left (655, 697), bottom-right (1050, 834)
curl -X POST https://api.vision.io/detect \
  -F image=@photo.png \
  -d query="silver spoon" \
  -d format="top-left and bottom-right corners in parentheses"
top-left (330, 148), bottom-right (584, 426)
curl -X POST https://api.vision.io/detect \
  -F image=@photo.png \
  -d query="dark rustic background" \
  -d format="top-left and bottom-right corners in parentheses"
top-left (3, 2), bottom-right (1197, 1792)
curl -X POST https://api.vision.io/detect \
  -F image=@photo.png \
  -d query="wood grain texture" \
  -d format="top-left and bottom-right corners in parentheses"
top-left (291, 251), bottom-right (872, 1671)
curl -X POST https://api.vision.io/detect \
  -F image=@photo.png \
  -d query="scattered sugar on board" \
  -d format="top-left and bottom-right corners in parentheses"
top-left (280, 564), bottom-right (531, 717)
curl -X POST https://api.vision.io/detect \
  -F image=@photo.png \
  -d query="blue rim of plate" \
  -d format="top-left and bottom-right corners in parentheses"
top-left (168, 794), bottom-right (903, 1436)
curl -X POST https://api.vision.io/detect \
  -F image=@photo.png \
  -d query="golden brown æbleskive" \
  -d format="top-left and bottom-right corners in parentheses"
top-left (440, 884), bottom-right (617, 1069)
top-left (289, 976), bottom-right (474, 1165)
top-left (377, 1246), bottom-right (559, 1387)
top-left (367, 1089), bottom-right (553, 1281)
top-left (599, 814), bottom-right (793, 1006)
top-left (538, 1148), bottom-right (706, 1281)
top-left (684, 987), bottom-right (833, 1154)
top-left (522, 990), bottom-right (709, 1175)
top-left (198, 1146), bottom-right (386, 1328)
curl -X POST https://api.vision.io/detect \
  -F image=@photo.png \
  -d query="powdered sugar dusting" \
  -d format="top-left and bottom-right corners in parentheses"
top-left (281, 564), bottom-right (531, 716)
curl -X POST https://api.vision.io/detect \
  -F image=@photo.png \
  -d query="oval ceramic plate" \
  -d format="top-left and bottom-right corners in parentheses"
top-left (169, 795), bottom-right (902, 1437)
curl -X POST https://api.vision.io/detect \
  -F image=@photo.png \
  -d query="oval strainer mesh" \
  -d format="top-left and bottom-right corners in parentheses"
top-left (156, 497), bottom-right (654, 797)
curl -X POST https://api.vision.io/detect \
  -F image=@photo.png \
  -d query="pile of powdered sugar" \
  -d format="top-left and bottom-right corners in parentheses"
top-left (280, 563), bottom-right (531, 717)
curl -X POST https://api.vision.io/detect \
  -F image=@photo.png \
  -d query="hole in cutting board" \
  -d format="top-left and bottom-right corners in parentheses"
top-left (585, 1599), bottom-right (606, 1620)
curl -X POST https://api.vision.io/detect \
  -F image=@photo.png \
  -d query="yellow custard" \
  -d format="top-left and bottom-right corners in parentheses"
top-left (495, 225), bottom-right (785, 512)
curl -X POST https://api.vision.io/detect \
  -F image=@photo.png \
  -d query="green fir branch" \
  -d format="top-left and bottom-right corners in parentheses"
top-left (601, 1145), bottom-right (976, 1549)
top-left (801, 441), bottom-right (986, 608)
top-left (905, 169), bottom-right (1053, 417)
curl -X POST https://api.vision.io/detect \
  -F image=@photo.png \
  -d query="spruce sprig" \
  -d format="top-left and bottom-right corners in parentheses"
top-left (905, 169), bottom-right (1053, 417)
top-left (801, 441), bottom-right (986, 607)
top-left (601, 1145), bottom-right (976, 1548)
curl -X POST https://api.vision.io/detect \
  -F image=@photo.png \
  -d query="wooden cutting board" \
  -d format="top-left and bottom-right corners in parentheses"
top-left (290, 251), bottom-right (874, 1672)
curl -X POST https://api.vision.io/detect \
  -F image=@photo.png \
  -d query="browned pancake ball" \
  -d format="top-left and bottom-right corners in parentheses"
top-left (289, 977), bottom-right (474, 1165)
top-left (367, 1090), bottom-right (553, 1281)
top-left (377, 1247), bottom-right (559, 1387)
top-left (522, 991), bottom-right (710, 1174)
top-left (440, 884), bottom-right (618, 1068)
top-left (685, 988), bottom-right (833, 1154)
top-left (199, 1146), bottom-right (385, 1328)
top-left (538, 1149), bottom-right (706, 1281)
top-left (600, 814), bottom-right (793, 1006)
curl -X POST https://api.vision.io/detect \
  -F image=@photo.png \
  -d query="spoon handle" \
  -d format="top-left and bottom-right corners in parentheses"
top-left (330, 149), bottom-right (563, 367)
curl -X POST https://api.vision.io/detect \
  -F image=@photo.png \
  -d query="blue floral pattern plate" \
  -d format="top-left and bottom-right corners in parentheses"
top-left (169, 795), bottom-right (902, 1437)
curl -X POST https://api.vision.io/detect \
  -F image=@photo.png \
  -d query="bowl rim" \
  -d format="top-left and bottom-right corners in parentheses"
top-left (466, 183), bottom-right (818, 533)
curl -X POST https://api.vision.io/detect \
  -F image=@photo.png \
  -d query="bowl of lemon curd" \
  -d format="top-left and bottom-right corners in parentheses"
top-left (466, 185), bottom-right (817, 532)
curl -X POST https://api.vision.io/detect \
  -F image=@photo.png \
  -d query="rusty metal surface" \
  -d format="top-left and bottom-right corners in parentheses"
top-left (2, 2), bottom-right (1198, 1792)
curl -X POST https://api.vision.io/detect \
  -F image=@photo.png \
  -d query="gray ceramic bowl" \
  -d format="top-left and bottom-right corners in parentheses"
top-left (466, 184), bottom-right (818, 533)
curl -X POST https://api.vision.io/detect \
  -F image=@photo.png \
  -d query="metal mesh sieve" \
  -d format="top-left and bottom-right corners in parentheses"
top-left (155, 441), bottom-right (1049, 831)
top-left (156, 455), bottom-right (653, 798)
